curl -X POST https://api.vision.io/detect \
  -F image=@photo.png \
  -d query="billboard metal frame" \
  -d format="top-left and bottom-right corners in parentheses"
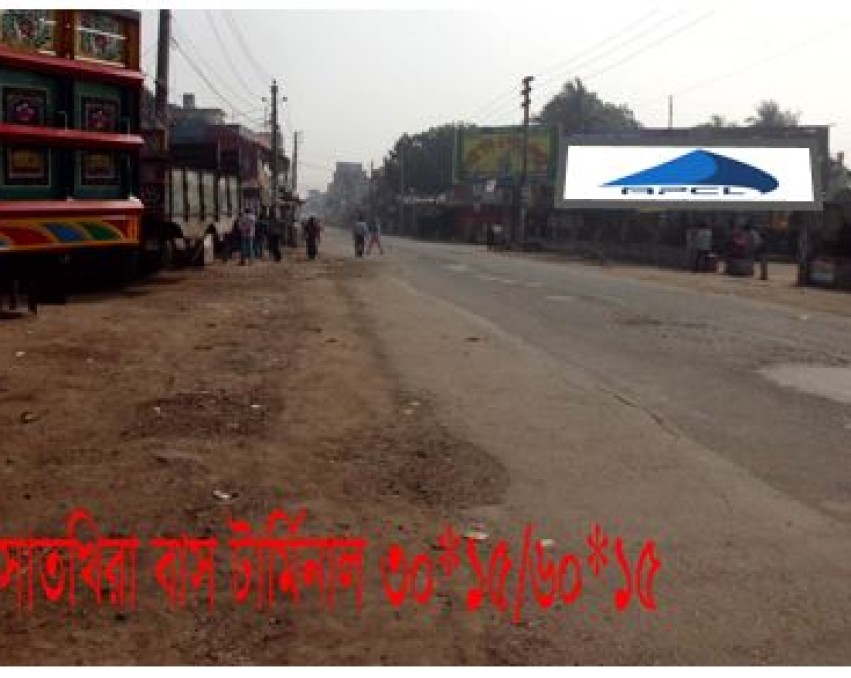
top-left (554, 128), bottom-right (826, 212)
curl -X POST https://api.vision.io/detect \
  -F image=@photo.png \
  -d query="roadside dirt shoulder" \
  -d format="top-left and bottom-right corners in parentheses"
top-left (0, 254), bottom-right (513, 665)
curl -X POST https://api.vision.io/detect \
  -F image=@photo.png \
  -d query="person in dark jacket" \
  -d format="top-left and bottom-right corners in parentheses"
top-left (304, 216), bottom-right (321, 260)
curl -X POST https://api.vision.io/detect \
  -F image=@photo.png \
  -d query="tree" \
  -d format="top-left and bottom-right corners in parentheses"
top-left (380, 123), bottom-right (469, 197)
top-left (535, 78), bottom-right (641, 133)
top-left (697, 114), bottom-right (738, 128)
top-left (745, 100), bottom-right (800, 128)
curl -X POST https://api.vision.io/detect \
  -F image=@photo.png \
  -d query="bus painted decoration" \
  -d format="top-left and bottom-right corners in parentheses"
top-left (0, 10), bottom-right (56, 54)
top-left (5, 148), bottom-right (49, 185)
top-left (81, 150), bottom-right (118, 185)
top-left (75, 11), bottom-right (126, 66)
top-left (0, 215), bottom-right (139, 250)
top-left (3, 87), bottom-right (48, 126)
top-left (82, 97), bottom-right (118, 132)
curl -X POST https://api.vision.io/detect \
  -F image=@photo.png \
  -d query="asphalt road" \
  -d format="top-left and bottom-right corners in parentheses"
top-left (330, 230), bottom-right (851, 662)
top-left (375, 234), bottom-right (851, 520)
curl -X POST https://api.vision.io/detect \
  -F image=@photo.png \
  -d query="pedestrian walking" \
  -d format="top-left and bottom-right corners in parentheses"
top-left (352, 213), bottom-right (368, 258)
top-left (267, 217), bottom-right (283, 262)
top-left (366, 218), bottom-right (384, 255)
top-left (254, 216), bottom-right (268, 260)
top-left (238, 208), bottom-right (256, 266)
top-left (304, 216), bottom-right (321, 260)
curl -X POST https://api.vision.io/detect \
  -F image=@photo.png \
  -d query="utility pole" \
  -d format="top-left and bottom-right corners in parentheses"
top-left (270, 79), bottom-right (279, 218)
top-left (154, 9), bottom-right (171, 139)
top-left (519, 75), bottom-right (533, 248)
top-left (668, 94), bottom-right (674, 129)
top-left (369, 159), bottom-right (374, 222)
top-left (399, 138), bottom-right (406, 234)
top-left (291, 130), bottom-right (299, 194)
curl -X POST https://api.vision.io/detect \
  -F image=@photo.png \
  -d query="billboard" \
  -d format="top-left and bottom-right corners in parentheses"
top-left (455, 126), bottom-right (557, 182)
top-left (555, 136), bottom-right (822, 210)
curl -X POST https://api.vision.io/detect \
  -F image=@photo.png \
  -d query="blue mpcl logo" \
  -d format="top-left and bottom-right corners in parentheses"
top-left (603, 149), bottom-right (779, 196)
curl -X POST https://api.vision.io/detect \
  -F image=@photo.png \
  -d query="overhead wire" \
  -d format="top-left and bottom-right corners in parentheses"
top-left (222, 11), bottom-right (272, 90)
top-left (625, 15), bottom-right (851, 122)
top-left (673, 18), bottom-right (851, 98)
top-left (529, 11), bottom-right (689, 106)
top-left (468, 7), bottom-right (669, 123)
top-left (171, 37), bottom-right (251, 118)
top-left (481, 9), bottom-right (713, 124)
top-left (204, 10), bottom-right (265, 103)
top-left (487, 10), bottom-right (678, 122)
top-left (172, 17), bottom-right (259, 112)
top-left (581, 10), bottom-right (716, 85)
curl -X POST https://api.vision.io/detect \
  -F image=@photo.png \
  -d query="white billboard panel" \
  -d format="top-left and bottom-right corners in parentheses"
top-left (556, 142), bottom-right (821, 211)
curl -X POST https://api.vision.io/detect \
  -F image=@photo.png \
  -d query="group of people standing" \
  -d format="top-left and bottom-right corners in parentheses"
top-left (221, 208), bottom-right (325, 265)
top-left (687, 221), bottom-right (767, 279)
top-left (221, 208), bottom-right (282, 265)
top-left (219, 209), bottom-right (385, 264)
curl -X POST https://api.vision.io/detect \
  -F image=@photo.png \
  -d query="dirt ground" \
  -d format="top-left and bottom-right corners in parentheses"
top-left (0, 252), bottom-right (536, 665)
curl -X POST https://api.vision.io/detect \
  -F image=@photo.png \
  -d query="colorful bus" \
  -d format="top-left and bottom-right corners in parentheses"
top-left (0, 9), bottom-right (143, 306)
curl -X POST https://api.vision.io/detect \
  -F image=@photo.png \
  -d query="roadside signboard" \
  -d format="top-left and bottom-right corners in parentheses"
top-left (555, 133), bottom-right (823, 211)
top-left (454, 126), bottom-right (557, 183)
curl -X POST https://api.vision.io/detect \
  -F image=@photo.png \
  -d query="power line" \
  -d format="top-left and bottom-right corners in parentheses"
top-left (222, 11), bottom-right (271, 90)
top-left (530, 11), bottom-right (687, 106)
top-left (171, 37), bottom-right (250, 118)
top-left (583, 10), bottom-right (715, 85)
top-left (482, 9), bottom-right (714, 124)
top-left (626, 16), bottom-right (851, 121)
top-left (204, 10), bottom-right (264, 103)
top-left (469, 7), bottom-right (668, 123)
top-left (172, 18), bottom-right (259, 112)
top-left (672, 18), bottom-right (851, 98)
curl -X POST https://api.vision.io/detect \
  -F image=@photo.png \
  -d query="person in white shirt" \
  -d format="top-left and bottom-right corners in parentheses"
top-left (352, 213), bottom-right (368, 257)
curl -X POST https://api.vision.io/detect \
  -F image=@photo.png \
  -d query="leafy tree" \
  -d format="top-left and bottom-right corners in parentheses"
top-left (380, 123), bottom-right (470, 196)
top-left (746, 100), bottom-right (800, 127)
top-left (535, 78), bottom-right (641, 133)
top-left (697, 114), bottom-right (738, 128)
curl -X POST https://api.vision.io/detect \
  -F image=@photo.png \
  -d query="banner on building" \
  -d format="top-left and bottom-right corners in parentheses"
top-left (556, 137), bottom-right (822, 210)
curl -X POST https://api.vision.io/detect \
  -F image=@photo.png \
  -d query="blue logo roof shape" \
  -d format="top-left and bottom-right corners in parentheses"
top-left (603, 149), bottom-right (778, 193)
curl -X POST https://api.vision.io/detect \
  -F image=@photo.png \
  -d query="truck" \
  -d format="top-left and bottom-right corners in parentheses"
top-left (139, 126), bottom-right (242, 269)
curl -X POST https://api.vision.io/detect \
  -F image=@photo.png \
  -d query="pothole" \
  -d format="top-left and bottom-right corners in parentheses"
top-left (759, 365), bottom-right (851, 405)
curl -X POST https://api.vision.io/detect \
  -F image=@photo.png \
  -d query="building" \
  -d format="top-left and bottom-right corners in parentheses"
top-left (326, 162), bottom-right (369, 220)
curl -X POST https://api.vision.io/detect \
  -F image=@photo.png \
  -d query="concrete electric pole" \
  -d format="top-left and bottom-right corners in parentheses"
top-left (399, 137), bottom-right (406, 234)
top-left (270, 79), bottom-right (279, 218)
top-left (292, 130), bottom-right (300, 194)
top-left (519, 75), bottom-right (534, 248)
top-left (154, 9), bottom-right (171, 140)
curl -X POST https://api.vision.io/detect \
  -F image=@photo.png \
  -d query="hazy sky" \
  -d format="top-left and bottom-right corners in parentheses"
top-left (140, 1), bottom-right (851, 193)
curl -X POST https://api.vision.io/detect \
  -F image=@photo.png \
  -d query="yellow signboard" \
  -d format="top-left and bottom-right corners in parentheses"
top-left (456, 126), bottom-right (556, 181)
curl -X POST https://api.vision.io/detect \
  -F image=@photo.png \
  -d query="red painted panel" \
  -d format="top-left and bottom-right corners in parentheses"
top-left (0, 47), bottom-right (144, 86)
top-left (0, 123), bottom-right (144, 150)
top-left (0, 225), bottom-right (53, 245)
top-left (0, 199), bottom-right (144, 218)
